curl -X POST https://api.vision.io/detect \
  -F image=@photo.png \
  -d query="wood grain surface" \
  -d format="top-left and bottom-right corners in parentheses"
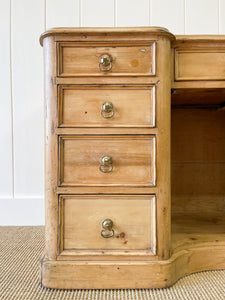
top-left (58, 85), bottom-right (155, 127)
top-left (58, 42), bottom-right (155, 77)
top-left (59, 135), bottom-right (156, 186)
top-left (59, 195), bottom-right (156, 253)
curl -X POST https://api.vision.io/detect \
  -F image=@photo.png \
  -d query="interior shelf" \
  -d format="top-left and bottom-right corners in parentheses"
top-left (171, 88), bottom-right (225, 107)
top-left (171, 89), bottom-right (225, 255)
top-left (171, 213), bottom-right (225, 253)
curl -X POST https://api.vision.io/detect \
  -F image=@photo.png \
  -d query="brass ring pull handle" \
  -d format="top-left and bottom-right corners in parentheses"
top-left (99, 155), bottom-right (113, 173)
top-left (101, 101), bottom-right (114, 118)
top-left (101, 218), bottom-right (114, 238)
top-left (99, 54), bottom-right (112, 72)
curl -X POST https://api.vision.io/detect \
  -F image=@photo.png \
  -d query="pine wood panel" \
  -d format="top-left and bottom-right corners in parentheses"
top-left (40, 244), bottom-right (225, 289)
top-left (171, 88), bottom-right (225, 106)
top-left (41, 28), bottom-right (173, 288)
top-left (172, 213), bottom-right (225, 252)
top-left (58, 42), bottom-right (155, 77)
top-left (172, 163), bottom-right (225, 195)
top-left (55, 76), bottom-right (159, 85)
top-left (175, 48), bottom-right (225, 81)
top-left (59, 195), bottom-right (156, 253)
top-left (40, 27), bottom-right (175, 45)
top-left (172, 109), bottom-right (225, 162)
top-left (56, 186), bottom-right (158, 195)
top-left (154, 38), bottom-right (171, 259)
top-left (43, 36), bottom-right (59, 259)
top-left (59, 135), bottom-right (156, 186)
top-left (58, 85), bottom-right (155, 127)
top-left (171, 108), bottom-right (225, 214)
top-left (55, 127), bottom-right (159, 135)
top-left (172, 195), bottom-right (225, 215)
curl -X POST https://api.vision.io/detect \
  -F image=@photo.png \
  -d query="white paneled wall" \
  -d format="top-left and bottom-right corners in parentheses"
top-left (82, 0), bottom-right (114, 26)
top-left (1, 0), bottom-right (225, 225)
top-left (151, 0), bottom-right (185, 34)
top-left (185, 0), bottom-right (219, 33)
top-left (116, 0), bottom-right (149, 26)
top-left (46, 0), bottom-right (79, 28)
top-left (0, 0), bottom-right (13, 200)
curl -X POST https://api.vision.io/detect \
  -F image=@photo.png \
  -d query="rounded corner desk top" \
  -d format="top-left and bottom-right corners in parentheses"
top-left (39, 26), bottom-right (225, 289)
top-left (39, 26), bottom-right (176, 46)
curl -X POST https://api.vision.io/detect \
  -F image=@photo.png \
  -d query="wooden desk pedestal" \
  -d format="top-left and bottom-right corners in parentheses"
top-left (39, 28), bottom-right (225, 289)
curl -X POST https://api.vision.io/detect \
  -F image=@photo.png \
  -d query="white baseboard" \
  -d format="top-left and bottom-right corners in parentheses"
top-left (0, 196), bottom-right (45, 226)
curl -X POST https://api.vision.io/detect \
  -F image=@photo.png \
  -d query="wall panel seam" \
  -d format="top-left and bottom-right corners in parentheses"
top-left (218, 0), bottom-right (221, 33)
top-left (44, 0), bottom-right (46, 31)
top-left (149, 0), bottom-right (152, 25)
top-left (79, 0), bottom-right (82, 27)
top-left (184, 0), bottom-right (186, 34)
top-left (114, 0), bottom-right (117, 27)
top-left (9, 0), bottom-right (14, 199)
top-left (113, 0), bottom-right (116, 27)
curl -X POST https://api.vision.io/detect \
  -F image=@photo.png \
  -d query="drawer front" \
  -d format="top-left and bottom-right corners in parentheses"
top-left (59, 195), bottom-right (156, 253)
top-left (59, 135), bottom-right (156, 186)
top-left (58, 42), bottom-right (155, 76)
top-left (58, 85), bottom-right (155, 128)
top-left (175, 48), bottom-right (225, 81)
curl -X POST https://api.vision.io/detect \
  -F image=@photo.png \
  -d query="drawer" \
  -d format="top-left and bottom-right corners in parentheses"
top-left (58, 85), bottom-right (155, 128)
top-left (175, 48), bottom-right (225, 81)
top-left (59, 135), bottom-right (156, 187)
top-left (59, 195), bottom-right (156, 254)
top-left (58, 42), bottom-right (155, 76)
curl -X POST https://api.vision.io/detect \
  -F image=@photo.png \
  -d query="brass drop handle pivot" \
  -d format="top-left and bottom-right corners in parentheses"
top-left (99, 54), bottom-right (112, 72)
top-left (101, 101), bottom-right (114, 118)
top-left (101, 218), bottom-right (114, 238)
top-left (99, 155), bottom-right (113, 173)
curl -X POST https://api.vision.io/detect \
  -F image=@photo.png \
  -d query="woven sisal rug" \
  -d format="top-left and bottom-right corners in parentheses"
top-left (0, 226), bottom-right (225, 299)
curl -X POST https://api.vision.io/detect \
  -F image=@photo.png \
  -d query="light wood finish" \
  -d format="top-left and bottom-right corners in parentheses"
top-left (41, 211), bottom-right (225, 289)
top-left (40, 27), bottom-right (173, 289)
top-left (56, 186), bottom-right (159, 195)
top-left (171, 108), bottom-right (225, 215)
top-left (40, 28), bottom-right (225, 289)
top-left (172, 214), bottom-right (225, 252)
top-left (154, 36), bottom-right (171, 260)
top-left (39, 27), bottom-right (175, 45)
top-left (58, 42), bottom-right (155, 77)
top-left (56, 76), bottom-right (160, 85)
top-left (175, 48), bottom-right (225, 81)
top-left (59, 135), bottom-right (156, 187)
top-left (171, 88), bottom-right (225, 106)
top-left (59, 195), bottom-right (156, 254)
top-left (172, 36), bottom-right (225, 88)
top-left (55, 127), bottom-right (159, 135)
top-left (58, 85), bottom-right (155, 128)
top-left (40, 243), bottom-right (225, 289)
top-left (172, 81), bottom-right (225, 89)
top-left (43, 36), bottom-right (58, 261)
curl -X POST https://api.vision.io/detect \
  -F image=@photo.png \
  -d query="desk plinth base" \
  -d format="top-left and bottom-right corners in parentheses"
top-left (40, 244), bottom-right (225, 289)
